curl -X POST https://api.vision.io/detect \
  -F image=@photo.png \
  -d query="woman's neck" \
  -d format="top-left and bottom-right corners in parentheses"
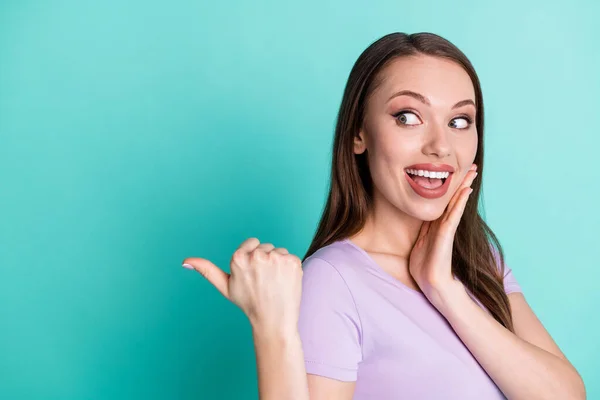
top-left (349, 195), bottom-right (424, 260)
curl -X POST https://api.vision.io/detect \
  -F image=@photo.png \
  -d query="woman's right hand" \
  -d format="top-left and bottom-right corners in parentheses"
top-left (182, 237), bottom-right (303, 335)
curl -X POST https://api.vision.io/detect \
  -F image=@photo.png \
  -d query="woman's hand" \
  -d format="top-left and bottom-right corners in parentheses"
top-left (408, 163), bottom-right (478, 307)
top-left (182, 237), bottom-right (303, 335)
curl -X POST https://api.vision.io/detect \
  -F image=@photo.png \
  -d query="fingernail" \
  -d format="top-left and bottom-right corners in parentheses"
top-left (469, 188), bottom-right (474, 194)
top-left (182, 263), bottom-right (194, 270)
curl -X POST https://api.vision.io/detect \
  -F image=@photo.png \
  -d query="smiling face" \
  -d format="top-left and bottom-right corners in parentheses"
top-left (354, 54), bottom-right (479, 221)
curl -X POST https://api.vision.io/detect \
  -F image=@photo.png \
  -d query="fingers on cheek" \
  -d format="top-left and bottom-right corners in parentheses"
top-left (464, 186), bottom-right (473, 197)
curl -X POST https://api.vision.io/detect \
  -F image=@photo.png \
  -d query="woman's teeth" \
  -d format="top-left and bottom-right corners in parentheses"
top-left (406, 169), bottom-right (450, 179)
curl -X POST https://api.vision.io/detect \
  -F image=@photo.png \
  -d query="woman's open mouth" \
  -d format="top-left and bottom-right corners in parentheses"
top-left (404, 168), bottom-right (453, 199)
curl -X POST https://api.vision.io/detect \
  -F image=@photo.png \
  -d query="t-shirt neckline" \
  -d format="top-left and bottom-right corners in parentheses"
top-left (340, 238), bottom-right (427, 297)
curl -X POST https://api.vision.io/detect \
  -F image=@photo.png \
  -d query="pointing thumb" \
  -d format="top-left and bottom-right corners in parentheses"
top-left (182, 257), bottom-right (230, 299)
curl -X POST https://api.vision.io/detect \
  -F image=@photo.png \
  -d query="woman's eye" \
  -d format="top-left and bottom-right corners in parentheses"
top-left (449, 117), bottom-right (472, 129)
top-left (394, 111), bottom-right (421, 125)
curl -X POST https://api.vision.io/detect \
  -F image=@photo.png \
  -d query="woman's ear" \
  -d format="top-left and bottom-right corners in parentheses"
top-left (354, 129), bottom-right (367, 154)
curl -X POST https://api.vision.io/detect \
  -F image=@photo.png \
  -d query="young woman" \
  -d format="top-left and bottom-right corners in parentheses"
top-left (183, 32), bottom-right (586, 399)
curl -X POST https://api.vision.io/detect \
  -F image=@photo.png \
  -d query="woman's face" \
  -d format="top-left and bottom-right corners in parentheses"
top-left (355, 54), bottom-right (478, 221)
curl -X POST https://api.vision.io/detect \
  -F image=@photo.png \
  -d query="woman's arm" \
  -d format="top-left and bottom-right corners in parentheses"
top-left (252, 329), bottom-right (309, 400)
top-left (408, 165), bottom-right (585, 399)
top-left (432, 281), bottom-right (586, 400)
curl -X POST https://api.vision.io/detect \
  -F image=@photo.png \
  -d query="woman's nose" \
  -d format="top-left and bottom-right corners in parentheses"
top-left (422, 124), bottom-right (451, 158)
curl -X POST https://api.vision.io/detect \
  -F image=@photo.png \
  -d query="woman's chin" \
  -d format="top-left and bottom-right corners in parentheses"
top-left (409, 204), bottom-right (446, 222)
top-left (419, 214), bottom-right (444, 222)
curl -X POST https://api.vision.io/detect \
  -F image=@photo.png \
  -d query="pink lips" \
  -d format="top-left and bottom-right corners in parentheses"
top-left (404, 169), bottom-right (453, 199)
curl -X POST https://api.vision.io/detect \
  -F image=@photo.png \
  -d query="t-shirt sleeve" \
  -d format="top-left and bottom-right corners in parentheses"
top-left (298, 256), bottom-right (362, 382)
top-left (503, 266), bottom-right (522, 294)
top-left (491, 247), bottom-right (523, 294)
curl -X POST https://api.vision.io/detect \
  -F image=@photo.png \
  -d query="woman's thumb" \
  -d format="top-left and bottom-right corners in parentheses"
top-left (182, 258), bottom-right (230, 299)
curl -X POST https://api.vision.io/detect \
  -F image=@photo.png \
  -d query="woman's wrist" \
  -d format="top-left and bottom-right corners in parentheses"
top-left (425, 279), bottom-right (469, 316)
top-left (251, 322), bottom-right (300, 344)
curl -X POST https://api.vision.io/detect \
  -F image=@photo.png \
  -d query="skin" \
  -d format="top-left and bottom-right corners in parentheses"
top-left (183, 54), bottom-right (586, 399)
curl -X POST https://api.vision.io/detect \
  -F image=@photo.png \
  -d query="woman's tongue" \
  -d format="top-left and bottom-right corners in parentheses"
top-left (412, 175), bottom-right (443, 189)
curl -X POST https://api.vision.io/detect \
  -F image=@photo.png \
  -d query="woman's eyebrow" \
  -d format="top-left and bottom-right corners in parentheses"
top-left (386, 89), bottom-right (475, 109)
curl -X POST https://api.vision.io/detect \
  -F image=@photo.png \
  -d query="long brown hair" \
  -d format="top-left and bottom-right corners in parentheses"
top-left (302, 32), bottom-right (514, 332)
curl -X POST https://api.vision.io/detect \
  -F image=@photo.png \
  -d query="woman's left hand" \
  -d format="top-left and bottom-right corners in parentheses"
top-left (408, 163), bottom-right (478, 306)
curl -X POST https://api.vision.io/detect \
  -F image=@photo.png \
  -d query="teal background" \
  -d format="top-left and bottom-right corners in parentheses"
top-left (1, 0), bottom-right (598, 398)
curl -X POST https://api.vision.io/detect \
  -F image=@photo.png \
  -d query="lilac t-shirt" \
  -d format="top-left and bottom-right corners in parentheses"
top-left (298, 238), bottom-right (522, 399)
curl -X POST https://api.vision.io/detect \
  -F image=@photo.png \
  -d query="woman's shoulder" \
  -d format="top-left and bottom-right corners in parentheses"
top-left (302, 239), bottom-right (360, 276)
top-left (299, 240), bottom-right (363, 329)
top-left (300, 239), bottom-right (372, 300)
